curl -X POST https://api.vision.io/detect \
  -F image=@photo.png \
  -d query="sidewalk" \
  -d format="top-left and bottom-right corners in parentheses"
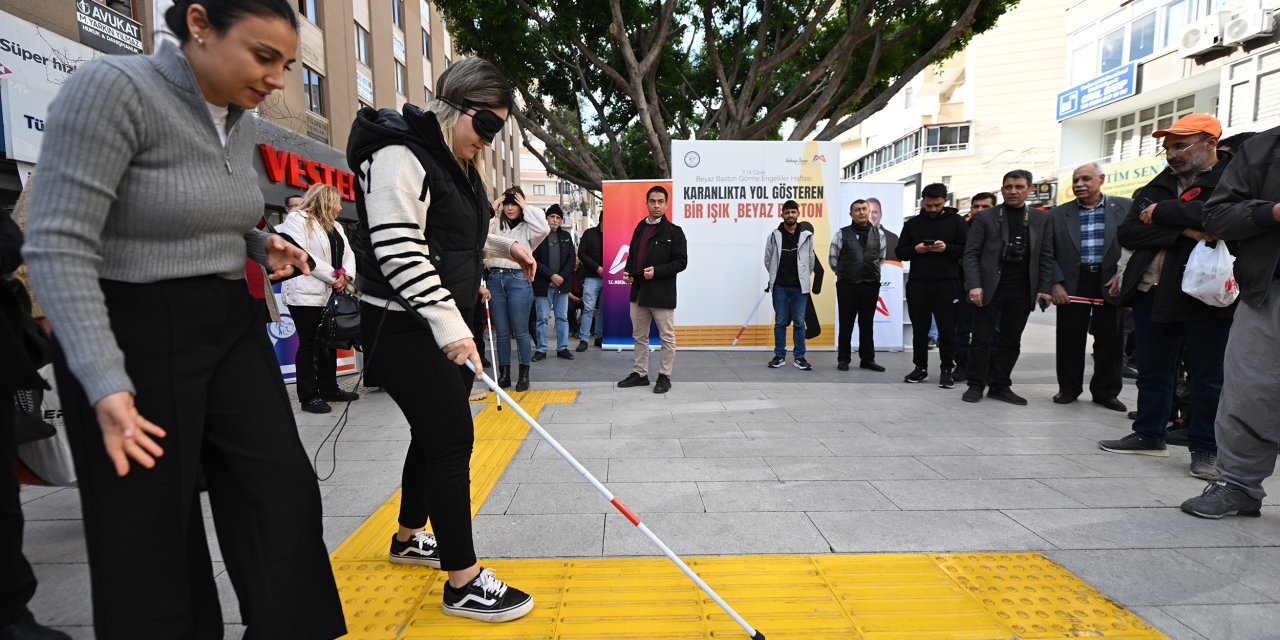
top-left (18, 313), bottom-right (1280, 639)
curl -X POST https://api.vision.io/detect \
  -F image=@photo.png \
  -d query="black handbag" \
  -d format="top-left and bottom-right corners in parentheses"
top-left (319, 228), bottom-right (361, 349)
top-left (14, 387), bottom-right (56, 445)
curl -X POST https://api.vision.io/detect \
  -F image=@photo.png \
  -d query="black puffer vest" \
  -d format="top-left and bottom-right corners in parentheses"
top-left (347, 105), bottom-right (489, 310)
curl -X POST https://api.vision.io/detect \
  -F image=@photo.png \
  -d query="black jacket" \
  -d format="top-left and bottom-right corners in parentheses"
top-left (1, 211), bottom-right (45, 393)
top-left (962, 206), bottom-right (1055, 308)
top-left (346, 105), bottom-right (489, 311)
top-left (577, 225), bottom-right (603, 279)
top-left (625, 216), bottom-right (687, 309)
top-left (1202, 127), bottom-right (1280, 308)
top-left (1118, 152), bottom-right (1236, 321)
top-left (533, 228), bottom-right (575, 296)
top-left (896, 207), bottom-right (967, 280)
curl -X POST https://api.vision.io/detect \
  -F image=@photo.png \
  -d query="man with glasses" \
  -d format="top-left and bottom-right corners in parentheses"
top-left (1101, 114), bottom-right (1237, 483)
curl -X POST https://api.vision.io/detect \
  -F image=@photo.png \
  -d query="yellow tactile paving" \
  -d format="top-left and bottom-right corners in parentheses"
top-left (331, 389), bottom-right (1167, 640)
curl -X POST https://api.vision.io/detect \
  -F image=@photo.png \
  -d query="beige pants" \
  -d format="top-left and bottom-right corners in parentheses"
top-left (630, 303), bottom-right (676, 377)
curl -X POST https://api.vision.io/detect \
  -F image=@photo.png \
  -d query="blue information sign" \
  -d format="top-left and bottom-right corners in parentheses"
top-left (1056, 63), bottom-right (1137, 121)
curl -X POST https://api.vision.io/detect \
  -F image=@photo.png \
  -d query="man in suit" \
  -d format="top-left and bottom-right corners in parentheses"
top-left (961, 170), bottom-right (1056, 404)
top-left (616, 186), bottom-right (688, 394)
top-left (1047, 163), bottom-right (1130, 411)
top-left (867, 197), bottom-right (898, 259)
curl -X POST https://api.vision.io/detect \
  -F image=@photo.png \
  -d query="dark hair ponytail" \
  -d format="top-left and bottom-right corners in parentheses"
top-left (164, 0), bottom-right (298, 44)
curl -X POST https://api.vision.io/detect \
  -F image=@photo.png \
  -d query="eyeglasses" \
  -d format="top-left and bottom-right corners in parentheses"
top-left (1159, 137), bottom-right (1209, 156)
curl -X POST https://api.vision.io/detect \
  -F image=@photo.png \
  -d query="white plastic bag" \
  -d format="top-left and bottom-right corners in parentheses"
top-left (1181, 239), bottom-right (1239, 308)
top-left (17, 365), bottom-right (77, 487)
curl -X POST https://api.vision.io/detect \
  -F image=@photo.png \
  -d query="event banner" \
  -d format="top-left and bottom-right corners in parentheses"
top-left (834, 181), bottom-right (905, 351)
top-left (267, 282), bottom-right (359, 381)
top-left (670, 140), bottom-right (842, 348)
top-left (601, 180), bottom-right (672, 349)
top-left (1057, 155), bottom-right (1166, 205)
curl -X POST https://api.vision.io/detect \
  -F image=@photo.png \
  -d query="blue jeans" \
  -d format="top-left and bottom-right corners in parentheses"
top-left (487, 269), bottom-right (534, 366)
top-left (772, 286), bottom-right (807, 359)
top-left (535, 289), bottom-right (570, 353)
top-left (579, 276), bottom-right (604, 341)
top-left (1131, 289), bottom-right (1231, 453)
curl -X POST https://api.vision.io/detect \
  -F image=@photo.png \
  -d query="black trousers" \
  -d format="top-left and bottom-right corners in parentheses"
top-left (836, 280), bottom-right (880, 364)
top-left (966, 287), bottom-right (1033, 390)
top-left (55, 277), bottom-right (344, 639)
top-left (0, 394), bottom-right (36, 628)
top-left (906, 279), bottom-right (961, 369)
top-left (360, 302), bottom-right (478, 571)
top-left (953, 299), bottom-right (974, 367)
top-left (287, 304), bottom-right (339, 402)
top-left (1055, 268), bottom-right (1123, 400)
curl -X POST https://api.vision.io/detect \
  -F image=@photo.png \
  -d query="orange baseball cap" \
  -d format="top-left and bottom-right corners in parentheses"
top-left (1152, 113), bottom-right (1221, 138)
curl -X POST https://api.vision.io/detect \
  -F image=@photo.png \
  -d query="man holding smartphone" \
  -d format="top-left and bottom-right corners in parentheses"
top-left (896, 183), bottom-right (968, 388)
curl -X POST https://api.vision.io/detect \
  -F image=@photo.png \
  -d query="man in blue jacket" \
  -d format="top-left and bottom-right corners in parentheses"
top-left (532, 205), bottom-right (576, 361)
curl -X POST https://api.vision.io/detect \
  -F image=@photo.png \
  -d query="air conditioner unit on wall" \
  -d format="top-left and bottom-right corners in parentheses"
top-left (1180, 13), bottom-right (1229, 57)
top-left (1223, 9), bottom-right (1277, 46)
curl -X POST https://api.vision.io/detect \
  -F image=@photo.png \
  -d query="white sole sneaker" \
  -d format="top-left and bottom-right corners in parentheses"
top-left (388, 554), bottom-right (441, 569)
top-left (443, 595), bottom-right (534, 623)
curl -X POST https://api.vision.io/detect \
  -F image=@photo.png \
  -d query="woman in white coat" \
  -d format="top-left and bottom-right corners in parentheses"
top-left (279, 183), bottom-right (358, 413)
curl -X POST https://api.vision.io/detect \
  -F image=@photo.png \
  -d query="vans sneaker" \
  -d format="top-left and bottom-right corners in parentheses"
top-left (442, 567), bottom-right (534, 623)
top-left (389, 531), bottom-right (441, 568)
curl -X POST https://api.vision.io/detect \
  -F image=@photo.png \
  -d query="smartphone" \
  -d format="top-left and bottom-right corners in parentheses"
top-left (921, 239), bottom-right (937, 245)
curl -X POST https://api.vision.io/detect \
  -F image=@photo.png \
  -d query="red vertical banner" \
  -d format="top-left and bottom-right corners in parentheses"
top-left (601, 180), bottom-right (672, 348)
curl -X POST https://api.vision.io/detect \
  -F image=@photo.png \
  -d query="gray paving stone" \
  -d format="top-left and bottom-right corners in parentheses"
top-left (18, 488), bottom-right (82, 521)
top-left (819, 435), bottom-right (979, 457)
top-left (533, 422), bottom-right (612, 439)
top-left (476, 483), bottom-right (517, 515)
top-left (603, 512), bottom-right (830, 555)
top-left (808, 511), bottom-right (1052, 552)
top-left (915, 454), bottom-right (1102, 479)
top-left (545, 408), bottom-right (622, 424)
top-left (1040, 477), bottom-right (1210, 508)
top-left (21, 520), bottom-right (85, 564)
top-left (18, 485), bottom-right (63, 504)
top-left (671, 408), bottom-right (797, 424)
top-left (1048, 549), bottom-right (1272, 607)
top-left (954, 435), bottom-right (1107, 455)
top-left (697, 480), bottom-right (897, 512)
top-left (472, 514), bottom-right (604, 558)
top-left (1064, 451), bottom-right (1199, 478)
top-left (504, 482), bottom-right (703, 515)
top-left (27, 563), bottom-right (93, 626)
top-left (320, 484), bottom-right (397, 517)
top-left (608, 421), bottom-right (745, 439)
top-left (322, 516), bottom-right (368, 552)
top-left (785, 408), bottom-right (903, 423)
top-left (1127, 606), bottom-right (1209, 640)
top-left (1177, 548), bottom-right (1280, 601)
top-left (767, 456), bottom-right (944, 481)
top-left (496, 458), bottom-right (609, 483)
top-left (871, 479), bottom-right (1088, 510)
top-left (608, 457), bottom-right (776, 482)
top-left (984, 420), bottom-right (1130, 439)
top-left (530, 438), bottom-right (683, 459)
top-left (864, 421), bottom-right (1011, 437)
top-left (736, 421), bottom-right (875, 438)
top-left (1006, 508), bottom-right (1269, 549)
top-left (679, 437), bottom-right (834, 458)
top-left (1157, 604), bottom-right (1280, 640)
top-left (1228, 507), bottom-right (1280, 543)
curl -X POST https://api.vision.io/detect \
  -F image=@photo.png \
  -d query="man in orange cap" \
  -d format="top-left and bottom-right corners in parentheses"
top-left (1101, 114), bottom-right (1238, 482)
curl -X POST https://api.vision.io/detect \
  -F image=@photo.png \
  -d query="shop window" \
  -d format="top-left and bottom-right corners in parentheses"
top-left (303, 66), bottom-right (324, 116)
top-left (355, 24), bottom-right (371, 65)
top-left (298, 0), bottom-right (318, 25)
top-left (395, 61), bottom-right (407, 96)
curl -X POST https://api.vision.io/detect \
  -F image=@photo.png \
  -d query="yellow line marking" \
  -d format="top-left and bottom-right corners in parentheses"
top-left (331, 389), bottom-right (1166, 639)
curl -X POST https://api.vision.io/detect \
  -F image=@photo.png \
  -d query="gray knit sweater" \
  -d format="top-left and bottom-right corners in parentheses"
top-left (24, 41), bottom-right (270, 405)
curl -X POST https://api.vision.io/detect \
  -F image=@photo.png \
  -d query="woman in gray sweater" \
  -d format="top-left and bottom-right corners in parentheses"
top-left (22, 0), bottom-right (345, 637)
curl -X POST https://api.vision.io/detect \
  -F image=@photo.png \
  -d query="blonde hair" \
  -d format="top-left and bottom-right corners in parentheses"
top-left (297, 183), bottom-right (341, 232)
top-left (422, 57), bottom-right (516, 173)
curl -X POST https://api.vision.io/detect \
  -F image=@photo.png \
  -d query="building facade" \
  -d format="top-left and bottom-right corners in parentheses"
top-left (518, 137), bottom-right (599, 238)
top-left (1055, 0), bottom-right (1280, 202)
top-left (0, 0), bottom-right (520, 214)
top-left (835, 0), bottom-right (1067, 215)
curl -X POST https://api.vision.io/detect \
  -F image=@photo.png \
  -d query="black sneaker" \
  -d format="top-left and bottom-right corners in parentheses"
top-left (938, 369), bottom-right (954, 389)
top-left (617, 372), bottom-right (650, 388)
top-left (556, 349), bottom-right (575, 360)
top-left (594, 337), bottom-right (602, 347)
top-left (531, 351), bottom-right (547, 362)
top-left (1181, 481), bottom-right (1263, 519)
top-left (961, 386), bottom-right (983, 403)
top-left (442, 567), bottom-right (534, 622)
top-left (904, 367), bottom-right (927, 383)
top-left (1098, 433), bottom-right (1168, 457)
top-left (1190, 451), bottom-right (1220, 481)
top-left (301, 398), bottom-right (332, 414)
top-left (576, 340), bottom-right (589, 352)
top-left (860, 361), bottom-right (885, 372)
top-left (389, 531), bottom-right (441, 568)
top-left (952, 368), bottom-right (967, 382)
top-left (1165, 426), bottom-right (1190, 446)
top-left (653, 374), bottom-right (671, 394)
top-left (836, 361), bottom-right (850, 371)
top-left (794, 358), bottom-right (812, 371)
top-left (767, 356), bottom-right (785, 368)
top-left (987, 388), bottom-right (1027, 406)
top-left (322, 390), bottom-right (360, 403)
top-left (927, 339), bottom-right (937, 350)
